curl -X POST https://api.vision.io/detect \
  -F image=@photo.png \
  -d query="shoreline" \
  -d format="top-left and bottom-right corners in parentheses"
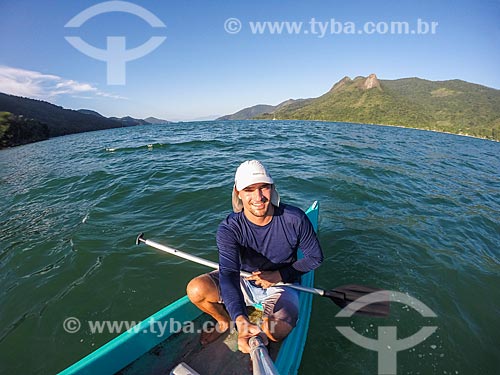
top-left (266, 118), bottom-right (500, 143)
top-left (374, 123), bottom-right (500, 143)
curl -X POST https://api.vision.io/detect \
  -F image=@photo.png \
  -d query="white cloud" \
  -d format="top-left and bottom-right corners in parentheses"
top-left (0, 65), bottom-right (125, 100)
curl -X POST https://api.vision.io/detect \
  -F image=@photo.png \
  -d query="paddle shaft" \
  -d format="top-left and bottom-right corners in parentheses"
top-left (136, 233), bottom-right (326, 296)
top-left (136, 233), bottom-right (389, 317)
top-left (249, 336), bottom-right (280, 375)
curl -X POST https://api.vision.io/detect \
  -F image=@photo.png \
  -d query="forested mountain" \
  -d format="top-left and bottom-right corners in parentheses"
top-left (222, 75), bottom-right (500, 140)
top-left (0, 93), bottom-right (169, 149)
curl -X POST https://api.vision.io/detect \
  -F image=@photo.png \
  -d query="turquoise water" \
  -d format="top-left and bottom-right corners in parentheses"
top-left (0, 120), bottom-right (498, 374)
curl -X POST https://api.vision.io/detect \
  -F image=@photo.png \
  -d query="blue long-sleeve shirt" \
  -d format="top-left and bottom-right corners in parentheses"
top-left (216, 203), bottom-right (324, 321)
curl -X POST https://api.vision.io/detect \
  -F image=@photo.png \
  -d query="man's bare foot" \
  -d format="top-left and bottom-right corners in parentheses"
top-left (200, 321), bottom-right (230, 346)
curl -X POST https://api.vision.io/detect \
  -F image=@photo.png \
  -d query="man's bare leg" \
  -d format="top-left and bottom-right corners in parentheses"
top-left (261, 316), bottom-right (293, 342)
top-left (186, 274), bottom-right (231, 345)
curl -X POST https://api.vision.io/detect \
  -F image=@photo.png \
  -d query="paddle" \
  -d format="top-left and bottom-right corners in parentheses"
top-left (249, 336), bottom-right (280, 375)
top-left (136, 233), bottom-right (389, 317)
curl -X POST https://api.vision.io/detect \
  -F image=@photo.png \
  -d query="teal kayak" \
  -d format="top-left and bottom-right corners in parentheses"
top-left (58, 201), bottom-right (319, 375)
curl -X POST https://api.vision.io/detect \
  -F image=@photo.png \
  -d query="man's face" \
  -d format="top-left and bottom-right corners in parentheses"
top-left (238, 183), bottom-right (273, 219)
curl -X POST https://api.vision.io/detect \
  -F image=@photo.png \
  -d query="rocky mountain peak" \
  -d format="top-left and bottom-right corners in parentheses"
top-left (330, 74), bottom-right (381, 92)
top-left (363, 73), bottom-right (381, 90)
top-left (330, 76), bottom-right (352, 92)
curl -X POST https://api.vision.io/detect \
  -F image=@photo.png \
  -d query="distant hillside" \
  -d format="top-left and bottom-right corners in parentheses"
top-left (109, 116), bottom-right (148, 126)
top-left (217, 104), bottom-right (277, 120)
top-left (223, 75), bottom-right (500, 140)
top-left (144, 116), bottom-right (170, 124)
top-left (0, 92), bottom-right (128, 148)
top-left (0, 93), bottom-right (172, 149)
top-left (217, 100), bottom-right (314, 120)
top-left (78, 111), bottom-right (170, 125)
top-left (77, 109), bottom-right (104, 117)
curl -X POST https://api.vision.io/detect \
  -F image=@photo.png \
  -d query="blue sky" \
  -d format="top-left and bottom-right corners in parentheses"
top-left (0, 0), bottom-right (498, 121)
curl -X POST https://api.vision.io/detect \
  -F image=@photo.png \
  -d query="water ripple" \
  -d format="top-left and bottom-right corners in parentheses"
top-left (0, 121), bottom-right (499, 374)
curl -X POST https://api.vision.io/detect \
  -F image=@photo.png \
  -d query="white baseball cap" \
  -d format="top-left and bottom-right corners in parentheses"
top-left (232, 160), bottom-right (280, 213)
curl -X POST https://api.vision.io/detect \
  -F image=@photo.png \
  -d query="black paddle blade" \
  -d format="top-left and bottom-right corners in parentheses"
top-left (135, 233), bottom-right (145, 245)
top-left (324, 284), bottom-right (390, 317)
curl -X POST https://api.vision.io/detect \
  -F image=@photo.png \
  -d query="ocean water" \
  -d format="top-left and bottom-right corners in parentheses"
top-left (0, 120), bottom-right (498, 375)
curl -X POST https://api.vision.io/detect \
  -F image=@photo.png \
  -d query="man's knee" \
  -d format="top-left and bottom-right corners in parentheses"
top-left (186, 274), bottom-right (218, 304)
top-left (262, 291), bottom-right (298, 341)
top-left (262, 317), bottom-right (293, 342)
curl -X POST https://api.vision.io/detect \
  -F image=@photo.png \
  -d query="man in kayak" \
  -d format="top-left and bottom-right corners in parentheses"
top-left (187, 160), bottom-right (324, 353)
